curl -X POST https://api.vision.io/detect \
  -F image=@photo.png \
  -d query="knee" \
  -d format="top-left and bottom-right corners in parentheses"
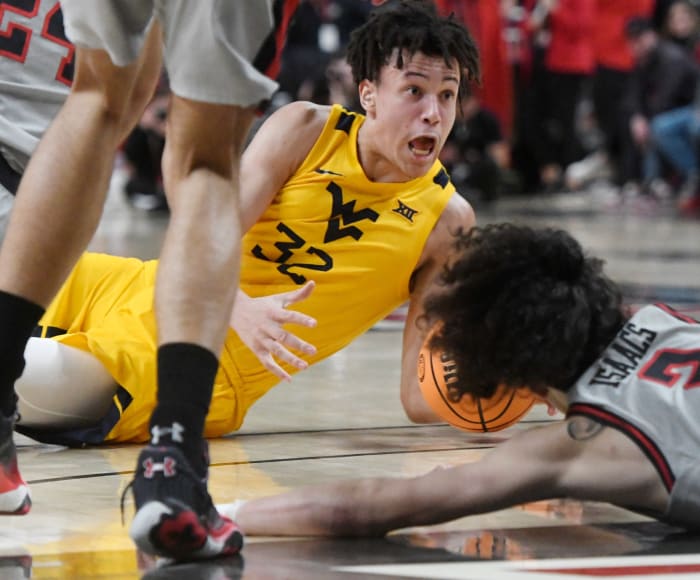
top-left (70, 52), bottom-right (155, 135)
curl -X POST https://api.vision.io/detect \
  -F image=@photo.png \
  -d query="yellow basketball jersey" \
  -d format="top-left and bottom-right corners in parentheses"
top-left (33, 105), bottom-right (455, 444)
top-left (224, 104), bottom-right (455, 429)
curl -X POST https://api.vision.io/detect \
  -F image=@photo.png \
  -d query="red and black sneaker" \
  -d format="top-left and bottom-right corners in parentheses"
top-left (127, 445), bottom-right (243, 561)
top-left (0, 413), bottom-right (30, 515)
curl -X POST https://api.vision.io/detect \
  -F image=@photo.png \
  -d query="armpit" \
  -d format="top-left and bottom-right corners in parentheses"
top-left (566, 416), bottom-right (604, 441)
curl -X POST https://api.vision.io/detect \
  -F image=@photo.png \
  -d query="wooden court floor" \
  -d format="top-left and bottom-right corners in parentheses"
top-left (3, 182), bottom-right (700, 579)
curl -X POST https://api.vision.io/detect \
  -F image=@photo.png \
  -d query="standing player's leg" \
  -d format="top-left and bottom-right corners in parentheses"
top-left (126, 0), bottom-right (298, 561)
top-left (128, 97), bottom-right (254, 561)
top-left (0, 20), bottom-right (162, 515)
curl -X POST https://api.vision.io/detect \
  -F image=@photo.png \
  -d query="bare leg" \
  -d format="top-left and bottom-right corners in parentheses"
top-left (156, 97), bottom-right (255, 352)
top-left (0, 25), bottom-right (163, 306)
top-left (129, 98), bottom-right (255, 561)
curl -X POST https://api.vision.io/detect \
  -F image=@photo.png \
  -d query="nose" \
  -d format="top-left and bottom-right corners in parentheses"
top-left (422, 95), bottom-right (440, 125)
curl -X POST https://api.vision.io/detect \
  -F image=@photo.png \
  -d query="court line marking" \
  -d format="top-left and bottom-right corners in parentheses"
top-left (336, 553), bottom-right (700, 580)
top-left (26, 444), bottom-right (499, 485)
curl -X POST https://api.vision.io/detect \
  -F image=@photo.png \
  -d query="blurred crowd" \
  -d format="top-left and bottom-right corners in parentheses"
top-left (123, 0), bottom-right (700, 215)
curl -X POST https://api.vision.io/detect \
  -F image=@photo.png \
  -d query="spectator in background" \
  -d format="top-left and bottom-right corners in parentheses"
top-left (440, 92), bottom-right (512, 203)
top-left (646, 1), bottom-right (700, 213)
top-left (277, 0), bottom-right (328, 102)
top-left (620, 17), bottom-right (699, 201)
top-left (507, 0), bottom-right (544, 192)
top-left (435, 0), bottom-right (514, 138)
top-left (324, 50), bottom-right (362, 111)
top-left (650, 92), bottom-right (700, 213)
top-left (122, 71), bottom-right (169, 212)
top-left (529, 0), bottom-right (596, 191)
top-left (331, 0), bottom-right (375, 46)
top-left (664, 0), bottom-right (700, 58)
top-left (566, 0), bottom-right (654, 191)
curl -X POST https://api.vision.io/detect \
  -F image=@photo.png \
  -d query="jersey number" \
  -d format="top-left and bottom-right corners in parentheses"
top-left (252, 222), bottom-right (333, 285)
top-left (0, 0), bottom-right (74, 85)
top-left (639, 348), bottom-right (700, 389)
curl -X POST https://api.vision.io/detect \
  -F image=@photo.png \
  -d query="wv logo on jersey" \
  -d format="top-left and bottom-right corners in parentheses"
top-left (393, 200), bottom-right (419, 222)
top-left (324, 181), bottom-right (379, 242)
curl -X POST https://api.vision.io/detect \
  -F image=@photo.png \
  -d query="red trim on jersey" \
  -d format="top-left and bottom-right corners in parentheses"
top-left (567, 403), bottom-right (675, 491)
top-left (0, 0), bottom-right (40, 63)
top-left (41, 3), bottom-right (73, 86)
top-left (655, 303), bottom-right (699, 324)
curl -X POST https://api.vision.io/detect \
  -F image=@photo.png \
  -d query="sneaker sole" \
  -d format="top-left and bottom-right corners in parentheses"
top-left (130, 500), bottom-right (243, 561)
top-left (0, 485), bottom-right (31, 515)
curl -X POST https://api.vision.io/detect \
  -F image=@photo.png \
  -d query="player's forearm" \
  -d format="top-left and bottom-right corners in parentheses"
top-left (230, 478), bottom-right (416, 537)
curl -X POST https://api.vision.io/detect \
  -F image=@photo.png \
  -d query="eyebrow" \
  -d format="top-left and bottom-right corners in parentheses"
top-left (404, 71), bottom-right (459, 84)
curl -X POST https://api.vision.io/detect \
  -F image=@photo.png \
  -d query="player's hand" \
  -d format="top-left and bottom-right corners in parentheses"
top-left (230, 282), bottom-right (318, 382)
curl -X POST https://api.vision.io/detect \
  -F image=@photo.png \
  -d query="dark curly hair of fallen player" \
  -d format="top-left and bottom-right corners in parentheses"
top-left (424, 223), bottom-right (629, 401)
top-left (345, 0), bottom-right (480, 98)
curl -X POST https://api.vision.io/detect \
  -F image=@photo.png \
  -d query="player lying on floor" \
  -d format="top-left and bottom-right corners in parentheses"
top-left (219, 224), bottom-right (700, 534)
top-left (13, 0), bottom-right (483, 446)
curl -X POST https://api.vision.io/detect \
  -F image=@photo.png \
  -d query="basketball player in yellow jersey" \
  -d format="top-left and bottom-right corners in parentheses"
top-left (14, 1), bottom-right (481, 447)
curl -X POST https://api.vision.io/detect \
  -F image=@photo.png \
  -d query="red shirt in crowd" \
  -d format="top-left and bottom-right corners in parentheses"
top-left (435, 0), bottom-right (514, 136)
top-left (594, 0), bottom-right (655, 71)
top-left (545, 0), bottom-right (597, 74)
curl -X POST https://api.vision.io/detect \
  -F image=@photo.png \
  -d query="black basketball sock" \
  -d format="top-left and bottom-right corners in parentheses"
top-left (149, 343), bottom-right (219, 477)
top-left (0, 291), bottom-right (45, 417)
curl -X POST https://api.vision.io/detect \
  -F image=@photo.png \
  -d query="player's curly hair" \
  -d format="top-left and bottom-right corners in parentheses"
top-left (345, 0), bottom-right (480, 97)
top-left (424, 223), bottom-right (628, 400)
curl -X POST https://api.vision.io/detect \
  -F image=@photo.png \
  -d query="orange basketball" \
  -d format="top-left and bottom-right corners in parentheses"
top-left (417, 331), bottom-right (536, 432)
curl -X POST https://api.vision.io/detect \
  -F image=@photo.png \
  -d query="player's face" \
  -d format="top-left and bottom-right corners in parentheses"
top-left (361, 51), bottom-right (460, 180)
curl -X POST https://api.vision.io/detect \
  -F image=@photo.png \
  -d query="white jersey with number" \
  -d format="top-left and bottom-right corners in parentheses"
top-left (0, 0), bottom-right (72, 169)
top-left (567, 303), bottom-right (700, 528)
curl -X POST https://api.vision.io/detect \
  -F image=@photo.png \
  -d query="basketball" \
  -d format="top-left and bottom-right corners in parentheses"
top-left (417, 331), bottom-right (536, 432)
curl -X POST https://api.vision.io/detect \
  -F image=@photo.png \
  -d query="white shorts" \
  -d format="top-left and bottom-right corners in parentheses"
top-left (60, 0), bottom-right (283, 106)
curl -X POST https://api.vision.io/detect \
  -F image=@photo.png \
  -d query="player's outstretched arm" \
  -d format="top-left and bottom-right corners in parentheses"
top-left (399, 193), bottom-right (475, 423)
top-left (223, 422), bottom-right (575, 537)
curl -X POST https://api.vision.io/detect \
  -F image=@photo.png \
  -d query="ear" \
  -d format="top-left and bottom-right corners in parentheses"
top-left (358, 79), bottom-right (376, 114)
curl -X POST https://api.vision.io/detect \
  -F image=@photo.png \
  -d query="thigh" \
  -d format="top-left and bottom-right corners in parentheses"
top-left (651, 106), bottom-right (694, 136)
top-left (157, 0), bottom-right (291, 106)
top-left (60, 0), bottom-right (155, 66)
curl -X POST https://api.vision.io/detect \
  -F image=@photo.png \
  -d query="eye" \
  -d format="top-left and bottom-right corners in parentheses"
top-left (407, 86), bottom-right (422, 97)
top-left (441, 90), bottom-right (456, 101)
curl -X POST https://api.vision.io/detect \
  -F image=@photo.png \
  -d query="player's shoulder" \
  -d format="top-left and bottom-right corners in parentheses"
top-left (431, 193), bottom-right (475, 242)
top-left (252, 101), bottom-right (332, 169)
top-left (440, 192), bottom-right (475, 223)
top-left (416, 193), bottom-right (475, 269)
top-left (263, 101), bottom-right (332, 142)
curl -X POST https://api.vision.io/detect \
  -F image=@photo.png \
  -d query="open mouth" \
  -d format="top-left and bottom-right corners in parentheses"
top-left (409, 136), bottom-right (437, 157)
